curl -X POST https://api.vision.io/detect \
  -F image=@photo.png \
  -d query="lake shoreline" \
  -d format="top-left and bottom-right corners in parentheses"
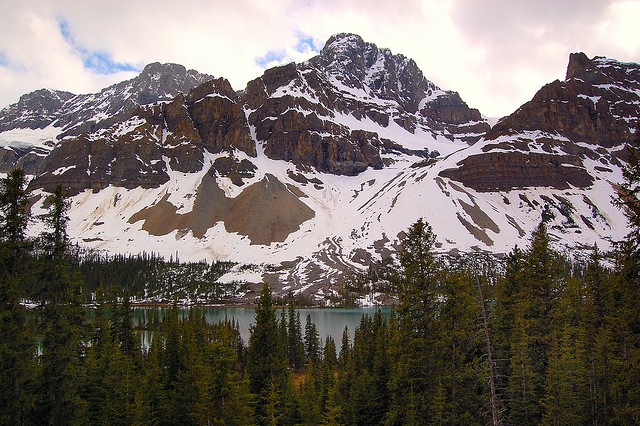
top-left (127, 301), bottom-right (393, 309)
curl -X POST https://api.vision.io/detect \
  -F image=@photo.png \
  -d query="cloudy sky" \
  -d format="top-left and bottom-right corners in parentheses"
top-left (0, 0), bottom-right (638, 117)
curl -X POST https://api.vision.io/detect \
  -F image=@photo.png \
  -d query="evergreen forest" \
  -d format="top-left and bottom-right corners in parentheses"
top-left (0, 134), bottom-right (639, 425)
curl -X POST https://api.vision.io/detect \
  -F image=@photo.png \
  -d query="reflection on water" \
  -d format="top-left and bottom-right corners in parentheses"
top-left (133, 306), bottom-right (391, 347)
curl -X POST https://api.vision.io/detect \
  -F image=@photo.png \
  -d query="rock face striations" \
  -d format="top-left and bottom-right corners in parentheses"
top-left (441, 52), bottom-right (640, 191)
top-left (0, 89), bottom-right (76, 131)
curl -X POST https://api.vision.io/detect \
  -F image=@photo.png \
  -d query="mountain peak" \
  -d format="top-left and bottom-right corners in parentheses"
top-left (566, 52), bottom-right (594, 81)
top-left (565, 52), bottom-right (640, 89)
top-left (141, 62), bottom-right (186, 74)
top-left (321, 33), bottom-right (365, 54)
top-left (0, 88), bottom-right (75, 131)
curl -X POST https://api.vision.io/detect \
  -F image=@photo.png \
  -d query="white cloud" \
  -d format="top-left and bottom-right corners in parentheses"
top-left (0, 0), bottom-right (637, 118)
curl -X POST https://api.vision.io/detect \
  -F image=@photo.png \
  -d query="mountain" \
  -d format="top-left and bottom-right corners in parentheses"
top-left (441, 52), bottom-right (638, 191)
top-left (0, 63), bottom-right (213, 174)
top-left (1, 34), bottom-right (635, 302)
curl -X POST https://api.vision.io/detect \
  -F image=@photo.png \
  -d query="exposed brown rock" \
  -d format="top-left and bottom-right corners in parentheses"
top-left (440, 151), bottom-right (594, 191)
top-left (211, 155), bottom-right (256, 186)
top-left (31, 127), bottom-right (170, 195)
top-left (442, 53), bottom-right (638, 192)
top-left (0, 147), bottom-right (48, 174)
top-left (128, 171), bottom-right (314, 245)
top-left (187, 78), bottom-right (256, 157)
top-left (487, 53), bottom-right (639, 148)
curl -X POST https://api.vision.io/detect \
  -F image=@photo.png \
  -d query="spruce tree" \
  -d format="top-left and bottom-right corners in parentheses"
top-left (287, 303), bottom-right (305, 371)
top-left (609, 127), bottom-right (640, 423)
top-left (0, 168), bottom-right (36, 424)
top-left (247, 284), bottom-right (289, 424)
top-left (37, 184), bottom-right (87, 424)
top-left (505, 221), bottom-right (566, 424)
top-left (387, 218), bottom-right (442, 424)
top-left (542, 276), bottom-right (589, 425)
top-left (304, 313), bottom-right (320, 365)
top-left (582, 246), bottom-right (613, 423)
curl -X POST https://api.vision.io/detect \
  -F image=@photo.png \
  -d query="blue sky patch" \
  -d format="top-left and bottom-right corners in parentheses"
top-left (0, 51), bottom-right (9, 67)
top-left (255, 50), bottom-right (288, 68)
top-left (58, 18), bottom-right (140, 75)
top-left (295, 35), bottom-right (321, 54)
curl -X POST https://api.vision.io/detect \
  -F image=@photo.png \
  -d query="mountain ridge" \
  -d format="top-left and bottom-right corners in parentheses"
top-left (0, 33), bottom-right (635, 301)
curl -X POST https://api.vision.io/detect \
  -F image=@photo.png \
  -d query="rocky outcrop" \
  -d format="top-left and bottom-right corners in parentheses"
top-left (0, 89), bottom-right (74, 131)
top-left (440, 151), bottom-right (594, 191)
top-left (211, 155), bottom-right (257, 186)
top-left (441, 52), bottom-right (640, 191)
top-left (244, 33), bottom-right (487, 175)
top-left (244, 63), bottom-right (390, 175)
top-left (30, 77), bottom-right (258, 194)
top-left (31, 128), bottom-right (170, 194)
top-left (486, 53), bottom-right (639, 148)
top-left (310, 33), bottom-right (490, 141)
top-left (187, 79), bottom-right (256, 157)
top-left (0, 146), bottom-right (48, 174)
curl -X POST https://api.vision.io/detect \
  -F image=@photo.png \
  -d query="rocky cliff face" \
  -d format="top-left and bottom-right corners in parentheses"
top-left (27, 32), bottom-right (490, 192)
top-left (31, 77), bottom-right (256, 194)
top-left (488, 52), bottom-right (638, 149)
top-left (440, 52), bottom-right (639, 191)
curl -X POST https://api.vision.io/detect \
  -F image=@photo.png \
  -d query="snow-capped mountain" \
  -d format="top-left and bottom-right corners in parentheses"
top-left (0, 63), bottom-right (213, 173)
top-left (0, 33), bottom-right (636, 301)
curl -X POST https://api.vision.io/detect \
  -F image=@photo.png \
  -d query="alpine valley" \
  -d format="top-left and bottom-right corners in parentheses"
top-left (1, 33), bottom-right (638, 302)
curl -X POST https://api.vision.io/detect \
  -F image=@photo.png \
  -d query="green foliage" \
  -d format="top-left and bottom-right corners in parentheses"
top-left (75, 251), bottom-right (238, 303)
top-left (0, 168), bottom-right (36, 424)
top-left (0, 168), bottom-right (30, 245)
top-left (247, 284), bottom-right (291, 424)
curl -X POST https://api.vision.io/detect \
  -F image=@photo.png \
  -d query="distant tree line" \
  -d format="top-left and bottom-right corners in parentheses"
top-left (72, 250), bottom-right (238, 304)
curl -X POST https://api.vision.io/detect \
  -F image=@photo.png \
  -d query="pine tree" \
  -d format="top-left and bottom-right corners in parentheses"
top-left (111, 288), bottom-right (140, 362)
top-left (609, 127), bottom-right (640, 423)
top-left (542, 275), bottom-right (589, 425)
top-left (304, 313), bottom-right (320, 365)
top-left (299, 359), bottom-right (323, 424)
top-left (140, 333), bottom-right (167, 425)
top-left (493, 246), bottom-right (523, 385)
top-left (101, 337), bottom-right (139, 424)
top-left (37, 184), bottom-right (87, 424)
top-left (322, 384), bottom-right (344, 425)
top-left (338, 326), bottom-right (350, 370)
top-left (387, 218), bottom-right (442, 424)
top-left (616, 125), bottom-right (640, 247)
top-left (287, 304), bottom-right (305, 371)
top-left (247, 284), bottom-right (290, 424)
top-left (505, 221), bottom-right (566, 424)
top-left (0, 168), bottom-right (36, 424)
top-left (506, 312), bottom-right (540, 425)
top-left (438, 270), bottom-right (486, 424)
top-left (582, 246), bottom-right (613, 423)
top-left (0, 168), bottom-right (30, 246)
